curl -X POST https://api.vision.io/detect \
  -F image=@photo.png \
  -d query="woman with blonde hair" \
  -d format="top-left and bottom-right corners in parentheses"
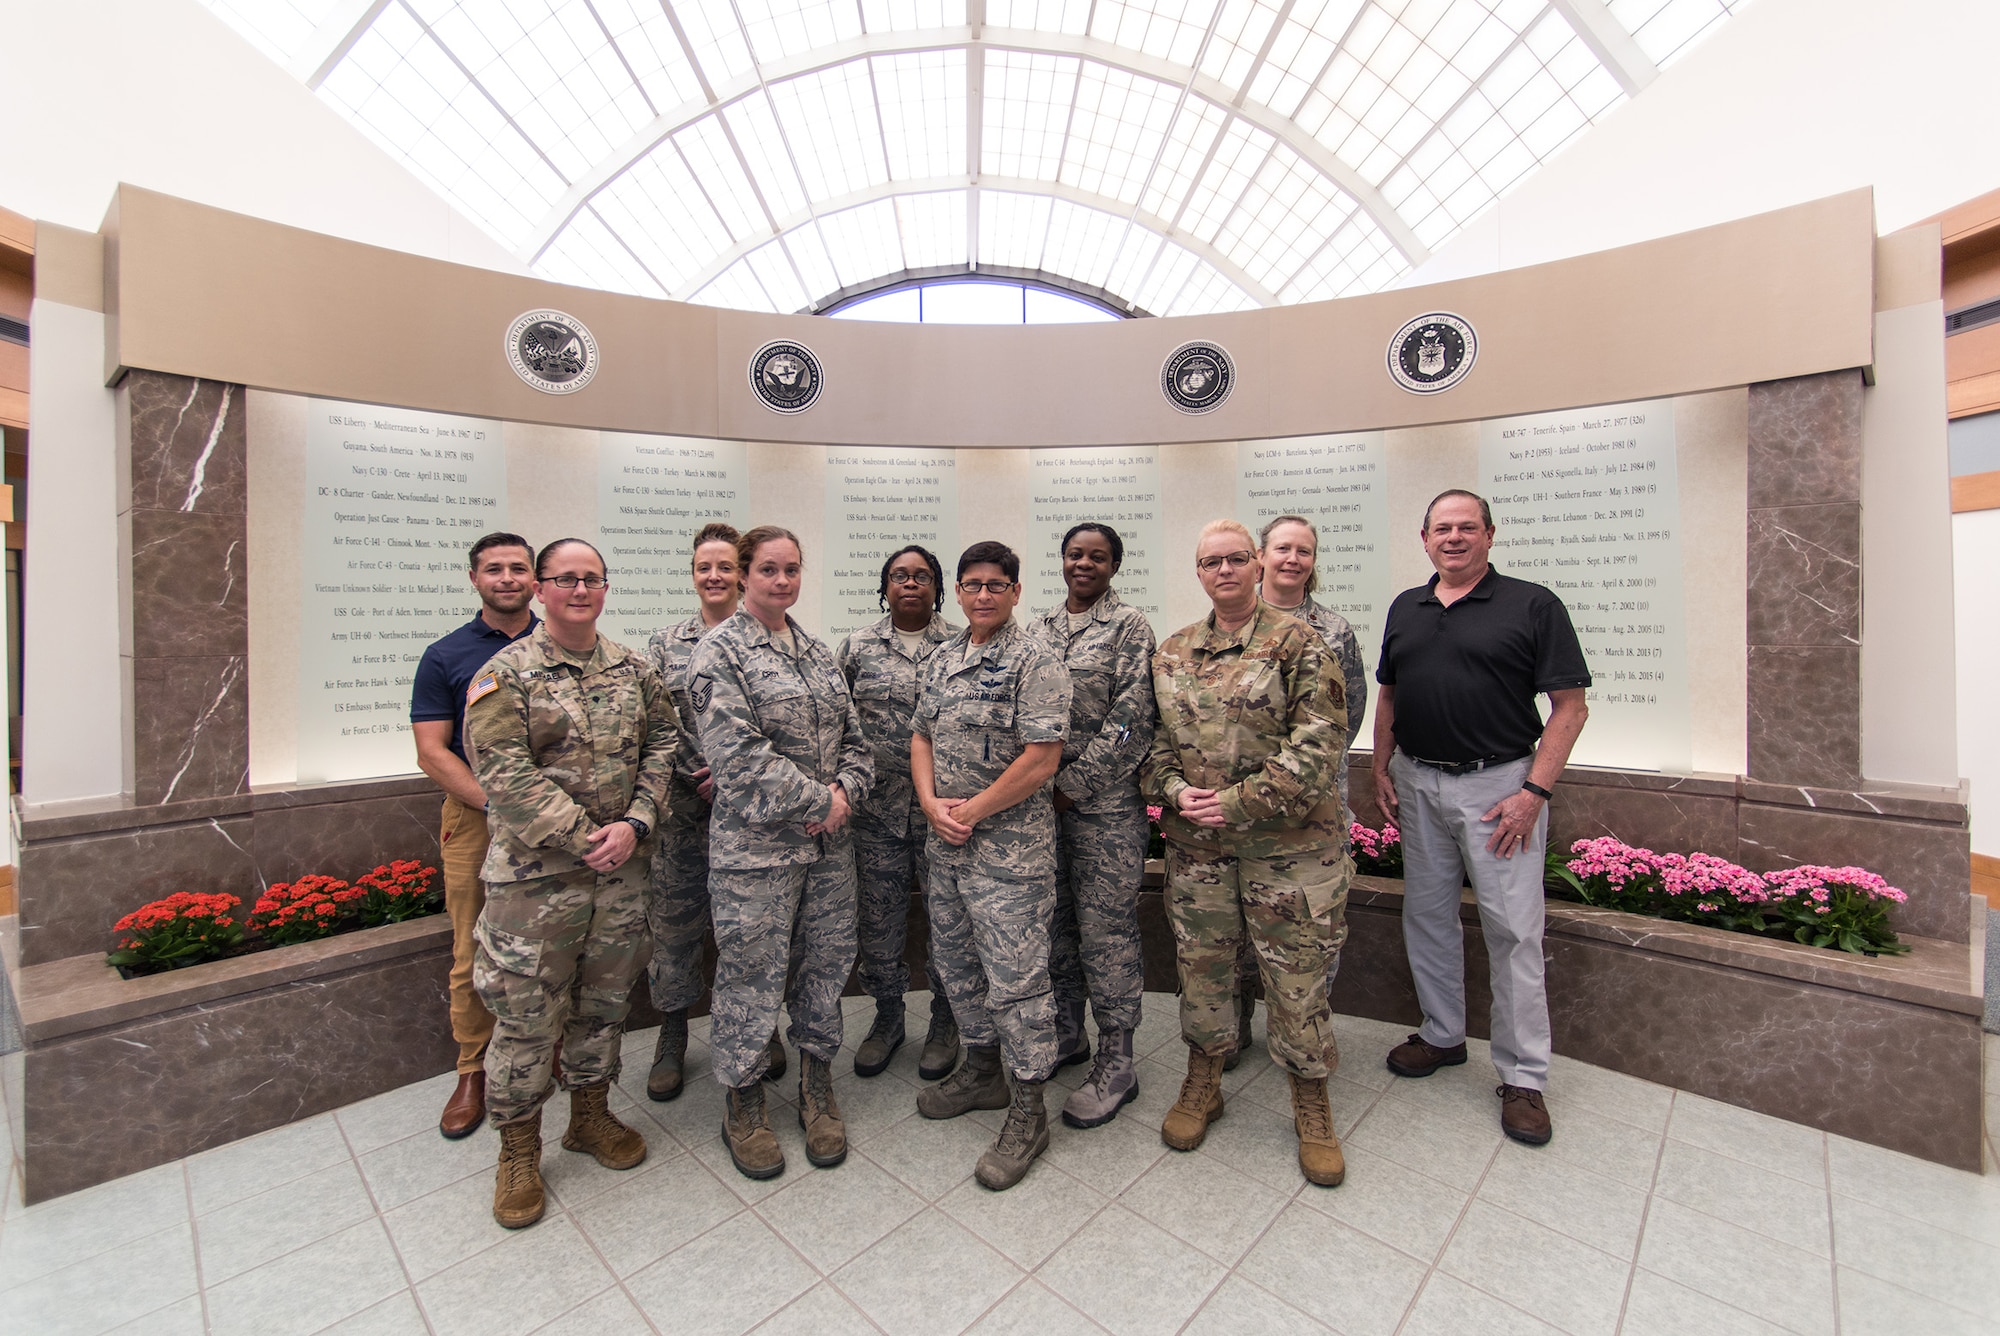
top-left (1141, 518), bottom-right (1355, 1187)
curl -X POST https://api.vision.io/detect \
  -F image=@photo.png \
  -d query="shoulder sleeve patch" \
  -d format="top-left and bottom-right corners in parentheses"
top-left (691, 673), bottom-right (714, 713)
top-left (466, 671), bottom-right (500, 706)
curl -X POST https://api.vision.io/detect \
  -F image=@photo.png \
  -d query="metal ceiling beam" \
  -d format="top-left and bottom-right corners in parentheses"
top-left (668, 175), bottom-right (1282, 307)
top-left (1548, 0), bottom-right (1657, 96)
top-left (290, 0), bottom-right (393, 89)
top-left (515, 26), bottom-right (1429, 268)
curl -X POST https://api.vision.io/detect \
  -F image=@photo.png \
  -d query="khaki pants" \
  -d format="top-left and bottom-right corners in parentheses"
top-left (441, 796), bottom-right (497, 1074)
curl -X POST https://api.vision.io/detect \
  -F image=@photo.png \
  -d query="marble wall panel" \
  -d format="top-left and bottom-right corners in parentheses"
top-left (250, 791), bottom-right (443, 885)
top-left (124, 373), bottom-right (247, 515)
top-left (1746, 645), bottom-right (1860, 788)
top-left (23, 948), bottom-right (455, 1202)
top-left (1547, 781), bottom-right (1740, 859)
top-left (129, 509), bottom-right (247, 658)
top-left (1745, 504), bottom-right (1861, 647)
top-left (1738, 802), bottom-right (1974, 942)
top-left (1546, 936), bottom-right (1982, 1170)
top-left (132, 655), bottom-right (250, 806)
top-left (1746, 370), bottom-right (1863, 508)
top-left (17, 816), bottom-right (259, 966)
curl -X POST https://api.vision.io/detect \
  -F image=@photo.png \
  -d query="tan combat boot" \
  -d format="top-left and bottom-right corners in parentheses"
top-left (562, 1080), bottom-right (648, 1170)
top-left (1161, 1046), bottom-right (1226, 1151)
top-left (492, 1111), bottom-right (546, 1229)
top-left (797, 1053), bottom-right (848, 1167)
top-left (916, 1043), bottom-right (1009, 1119)
top-left (975, 1079), bottom-right (1049, 1191)
top-left (1289, 1072), bottom-right (1346, 1186)
top-left (723, 1081), bottom-right (786, 1180)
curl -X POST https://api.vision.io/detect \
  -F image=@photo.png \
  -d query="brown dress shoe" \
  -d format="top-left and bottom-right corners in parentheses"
top-left (440, 1071), bottom-right (486, 1139)
top-left (1288, 1073), bottom-right (1346, 1187)
top-left (1386, 1034), bottom-right (1467, 1078)
top-left (1161, 1046), bottom-right (1226, 1151)
top-left (1498, 1085), bottom-right (1552, 1145)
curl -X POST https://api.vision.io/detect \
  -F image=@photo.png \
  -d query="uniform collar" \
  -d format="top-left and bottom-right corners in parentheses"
top-left (675, 611), bottom-right (726, 643)
top-left (528, 621), bottom-right (621, 672)
top-left (1039, 587), bottom-right (1124, 629)
top-left (948, 616), bottom-right (1021, 672)
top-left (469, 611), bottom-right (538, 640)
top-left (869, 612), bottom-right (952, 653)
top-left (1195, 599), bottom-right (1276, 653)
top-left (732, 608), bottom-right (807, 656)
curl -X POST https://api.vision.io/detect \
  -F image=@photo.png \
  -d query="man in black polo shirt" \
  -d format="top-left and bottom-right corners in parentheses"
top-left (410, 532), bottom-right (539, 1138)
top-left (1371, 490), bottom-right (1589, 1146)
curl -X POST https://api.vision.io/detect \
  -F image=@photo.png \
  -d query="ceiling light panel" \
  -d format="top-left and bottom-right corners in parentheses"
top-left (983, 51), bottom-right (1082, 181)
top-left (537, 204), bottom-right (670, 296)
top-left (897, 191), bottom-right (970, 268)
top-left (986, 0), bottom-right (1093, 37)
top-left (722, 92), bottom-right (812, 218)
top-left (816, 199), bottom-right (910, 287)
top-left (588, 142), bottom-right (739, 288)
top-left (1197, 0), bottom-right (1286, 89)
top-left (1039, 198), bottom-right (1133, 291)
top-left (1092, 0), bottom-right (1223, 67)
top-left (694, 255), bottom-right (781, 309)
top-left (1173, 115), bottom-right (1276, 241)
top-left (1610, 0), bottom-right (1745, 68)
top-left (669, 0), bottom-right (760, 84)
top-left (978, 190), bottom-right (1058, 270)
top-left (198, 0), bottom-right (349, 64)
top-left (1215, 141), bottom-right (1362, 289)
top-left (860, 0), bottom-right (969, 32)
top-left (1244, 0), bottom-right (1364, 118)
top-left (769, 63), bottom-right (893, 199)
top-left (672, 114), bottom-right (774, 236)
top-left (1281, 208), bottom-right (1404, 299)
top-left (583, 0), bottom-right (708, 108)
top-left (318, 2), bottom-right (568, 246)
top-left (1137, 96), bottom-right (1230, 219)
top-left (1061, 64), bottom-right (1185, 206)
top-left (733, 0), bottom-right (865, 65)
top-left (872, 51), bottom-right (969, 179)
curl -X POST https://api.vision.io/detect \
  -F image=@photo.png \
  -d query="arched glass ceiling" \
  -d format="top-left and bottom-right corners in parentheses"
top-left (199, 0), bottom-right (1750, 315)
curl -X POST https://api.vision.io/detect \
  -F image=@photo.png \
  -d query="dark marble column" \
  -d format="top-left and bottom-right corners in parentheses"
top-left (123, 371), bottom-right (249, 804)
top-left (1745, 370), bottom-right (1862, 788)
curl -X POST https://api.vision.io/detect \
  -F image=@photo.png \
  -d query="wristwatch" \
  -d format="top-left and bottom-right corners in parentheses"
top-left (1520, 780), bottom-right (1553, 800)
top-left (620, 816), bottom-right (651, 841)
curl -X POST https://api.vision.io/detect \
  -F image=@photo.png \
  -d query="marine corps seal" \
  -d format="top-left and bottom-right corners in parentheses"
top-left (1386, 313), bottom-right (1476, 395)
top-left (748, 340), bottom-right (823, 414)
top-left (505, 309), bottom-right (599, 394)
top-left (1161, 341), bottom-right (1234, 414)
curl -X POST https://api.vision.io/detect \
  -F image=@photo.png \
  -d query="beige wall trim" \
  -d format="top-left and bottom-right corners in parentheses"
top-left (1951, 469), bottom-right (2000, 513)
top-left (103, 184), bottom-right (1875, 448)
top-left (32, 224), bottom-right (105, 314)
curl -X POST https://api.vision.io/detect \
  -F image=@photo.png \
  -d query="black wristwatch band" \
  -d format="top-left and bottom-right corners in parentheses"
top-left (621, 816), bottom-right (651, 841)
top-left (1520, 780), bottom-right (1553, 800)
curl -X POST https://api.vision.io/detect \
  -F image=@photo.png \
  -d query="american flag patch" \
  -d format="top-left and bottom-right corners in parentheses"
top-left (466, 671), bottom-right (500, 705)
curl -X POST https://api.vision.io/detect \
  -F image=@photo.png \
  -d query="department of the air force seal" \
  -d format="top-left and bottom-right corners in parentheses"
top-left (748, 340), bottom-right (823, 414)
top-left (1161, 342), bottom-right (1235, 414)
top-left (1386, 313), bottom-right (1476, 395)
top-left (506, 309), bottom-right (599, 394)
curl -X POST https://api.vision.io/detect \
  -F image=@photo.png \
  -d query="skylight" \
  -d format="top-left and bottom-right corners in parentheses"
top-left (200, 0), bottom-right (1752, 315)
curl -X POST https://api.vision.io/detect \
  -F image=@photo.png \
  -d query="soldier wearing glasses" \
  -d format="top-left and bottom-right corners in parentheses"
top-left (836, 545), bottom-right (961, 1080)
top-left (910, 541), bottom-right (1072, 1191)
top-left (465, 539), bottom-right (676, 1229)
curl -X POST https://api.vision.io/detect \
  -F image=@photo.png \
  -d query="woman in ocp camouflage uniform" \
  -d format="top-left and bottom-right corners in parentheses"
top-left (1141, 519), bottom-right (1355, 1189)
top-left (690, 526), bottom-right (874, 1182)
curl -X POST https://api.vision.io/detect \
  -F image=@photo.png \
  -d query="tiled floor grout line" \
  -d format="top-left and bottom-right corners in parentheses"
top-left (1823, 1126), bottom-right (1842, 1336)
top-left (181, 1160), bottom-right (214, 1336)
top-left (327, 1107), bottom-right (436, 1336)
top-left (1019, 1194), bottom-right (1119, 1333)
top-left (1170, 1170), bottom-right (1311, 1336)
top-left (1610, 1090), bottom-right (1675, 1334)
top-left (1388, 1134), bottom-right (1503, 1335)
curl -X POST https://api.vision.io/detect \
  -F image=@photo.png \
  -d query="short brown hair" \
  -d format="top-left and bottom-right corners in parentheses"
top-left (1423, 489), bottom-right (1494, 531)
top-left (737, 525), bottom-right (803, 572)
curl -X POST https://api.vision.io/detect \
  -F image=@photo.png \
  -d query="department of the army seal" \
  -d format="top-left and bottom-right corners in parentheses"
top-left (1386, 313), bottom-right (1476, 394)
top-left (1161, 341), bottom-right (1235, 414)
top-left (748, 340), bottom-right (824, 413)
top-left (505, 309), bottom-right (599, 394)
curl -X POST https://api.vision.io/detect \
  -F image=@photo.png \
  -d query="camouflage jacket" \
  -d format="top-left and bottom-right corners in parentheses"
top-left (643, 613), bottom-right (722, 836)
top-left (912, 617), bottom-right (1072, 877)
top-left (1269, 594), bottom-right (1367, 749)
top-left (1029, 589), bottom-right (1157, 815)
top-left (836, 613), bottom-right (954, 838)
top-left (1140, 600), bottom-right (1348, 857)
top-left (689, 609), bottom-right (874, 870)
top-left (464, 623), bottom-right (677, 884)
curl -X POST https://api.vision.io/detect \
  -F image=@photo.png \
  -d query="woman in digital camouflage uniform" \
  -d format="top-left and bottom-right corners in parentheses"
top-left (1141, 519), bottom-right (1355, 1188)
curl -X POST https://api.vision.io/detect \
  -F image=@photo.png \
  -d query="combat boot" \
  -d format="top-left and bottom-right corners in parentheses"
top-left (854, 1000), bottom-right (905, 1078)
top-left (1053, 996), bottom-right (1091, 1069)
top-left (1224, 992), bottom-right (1254, 1072)
top-left (1161, 1046), bottom-right (1226, 1151)
top-left (918, 1008), bottom-right (961, 1081)
top-left (916, 1043), bottom-right (1009, 1119)
top-left (723, 1081), bottom-right (785, 1180)
top-left (975, 1079), bottom-right (1049, 1191)
top-left (646, 1009), bottom-right (689, 1102)
top-left (797, 1053), bottom-right (848, 1167)
top-left (1061, 1028), bottom-right (1138, 1129)
top-left (562, 1080), bottom-right (648, 1170)
top-left (1288, 1072), bottom-right (1346, 1186)
top-left (492, 1112), bottom-right (545, 1229)
top-left (760, 1031), bottom-right (788, 1082)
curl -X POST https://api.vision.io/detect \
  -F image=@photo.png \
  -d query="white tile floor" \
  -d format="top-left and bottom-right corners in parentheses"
top-left (4, 996), bottom-right (1999, 1336)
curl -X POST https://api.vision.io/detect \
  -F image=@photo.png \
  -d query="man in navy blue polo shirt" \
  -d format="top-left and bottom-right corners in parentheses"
top-left (411, 531), bottom-right (539, 1138)
top-left (1371, 490), bottom-right (1589, 1147)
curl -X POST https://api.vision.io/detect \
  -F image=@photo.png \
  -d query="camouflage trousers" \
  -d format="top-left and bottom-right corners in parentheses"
top-left (1233, 782), bottom-right (1350, 995)
top-left (854, 811), bottom-right (951, 1020)
top-left (474, 856), bottom-right (652, 1125)
top-left (1165, 840), bottom-right (1350, 1079)
top-left (708, 847), bottom-right (858, 1088)
top-left (645, 809), bottom-right (712, 1013)
top-left (925, 843), bottom-right (1058, 1083)
top-left (1049, 804), bottom-right (1146, 1033)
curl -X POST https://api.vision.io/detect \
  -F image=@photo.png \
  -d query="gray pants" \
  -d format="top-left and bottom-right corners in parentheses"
top-left (1049, 804), bottom-right (1147, 1033)
top-left (707, 851), bottom-right (858, 1088)
top-left (1390, 750), bottom-right (1551, 1091)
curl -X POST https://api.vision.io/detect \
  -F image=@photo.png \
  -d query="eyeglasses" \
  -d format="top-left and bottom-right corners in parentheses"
top-left (957, 580), bottom-right (1015, 595)
top-left (888, 571), bottom-right (935, 586)
top-left (1195, 550), bottom-right (1257, 573)
top-left (544, 575), bottom-right (609, 590)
